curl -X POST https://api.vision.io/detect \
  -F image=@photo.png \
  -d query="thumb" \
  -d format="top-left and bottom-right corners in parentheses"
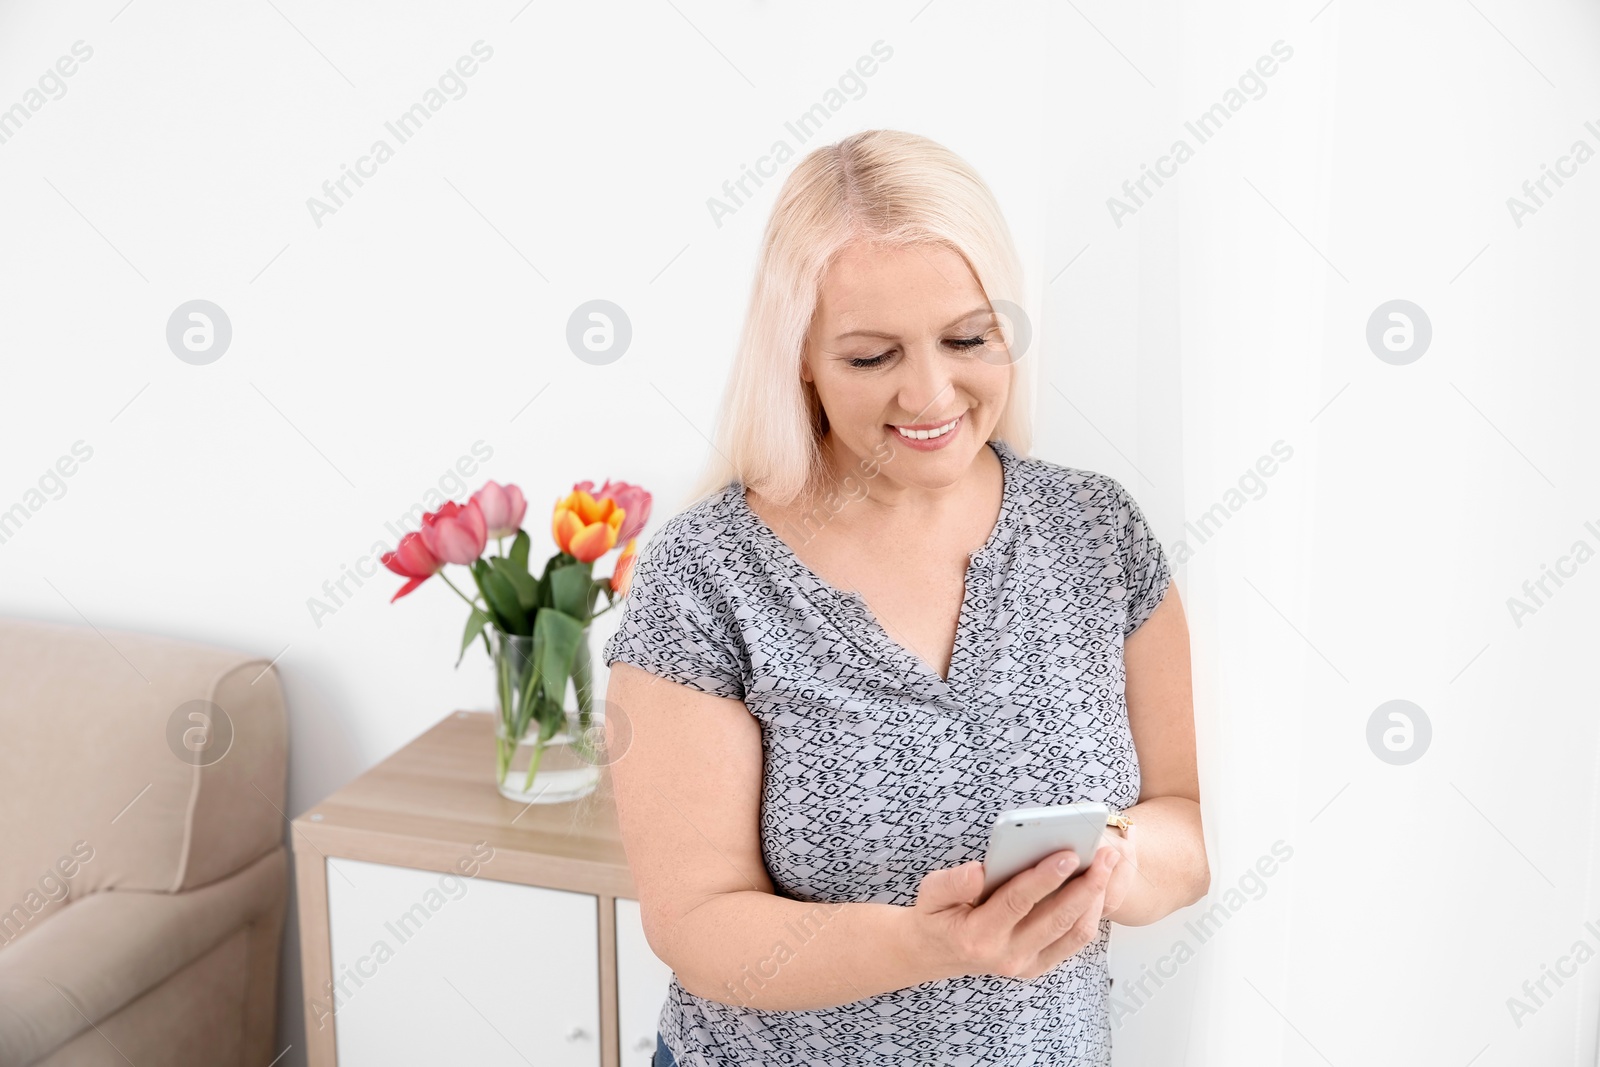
top-left (950, 860), bottom-right (983, 903)
top-left (919, 860), bottom-right (980, 906)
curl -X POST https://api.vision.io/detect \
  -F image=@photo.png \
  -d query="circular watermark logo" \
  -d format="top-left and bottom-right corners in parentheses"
top-left (166, 700), bottom-right (235, 767)
top-left (166, 300), bottom-right (233, 365)
top-left (1366, 698), bottom-right (1431, 765)
top-left (566, 299), bottom-right (632, 366)
top-left (565, 698), bottom-right (634, 768)
top-left (980, 299), bottom-right (1033, 367)
top-left (1365, 300), bottom-right (1431, 365)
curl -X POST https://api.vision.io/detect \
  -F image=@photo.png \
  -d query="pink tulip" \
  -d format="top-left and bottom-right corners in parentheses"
top-left (473, 480), bottom-right (527, 540)
top-left (380, 532), bottom-right (441, 601)
top-left (419, 499), bottom-right (487, 565)
top-left (575, 479), bottom-right (652, 546)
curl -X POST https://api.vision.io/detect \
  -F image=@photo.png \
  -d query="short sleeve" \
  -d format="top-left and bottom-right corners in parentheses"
top-left (600, 515), bottom-right (747, 700)
top-left (1114, 480), bottom-right (1171, 637)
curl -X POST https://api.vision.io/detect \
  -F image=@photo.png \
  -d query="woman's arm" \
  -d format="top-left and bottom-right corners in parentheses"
top-left (1101, 582), bottom-right (1211, 925)
top-left (606, 662), bottom-right (947, 1011)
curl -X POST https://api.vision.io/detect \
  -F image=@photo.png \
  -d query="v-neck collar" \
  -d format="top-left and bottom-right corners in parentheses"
top-left (732, 438), bottom-right (1018, 694)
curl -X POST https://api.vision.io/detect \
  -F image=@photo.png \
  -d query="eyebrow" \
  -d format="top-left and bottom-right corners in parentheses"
top-left (831, 305), bottom-right (992, 342)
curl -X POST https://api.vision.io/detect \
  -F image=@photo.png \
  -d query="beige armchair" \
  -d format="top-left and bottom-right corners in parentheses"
top-left (0, 617), bottom-right (289, 1066)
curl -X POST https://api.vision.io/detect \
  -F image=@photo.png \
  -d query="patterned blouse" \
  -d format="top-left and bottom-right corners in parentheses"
top-left (602, 437), bottom-right (1172, 1066)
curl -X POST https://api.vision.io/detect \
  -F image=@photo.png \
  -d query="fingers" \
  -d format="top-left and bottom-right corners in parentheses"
top-left (1014, 847), bottom-right (1119, 952)
top-left (980, 848), bottom-right (1081, 918)
top-left (950, 848), bottom-right (1125, 980)
top-left (1035, 893), bottom-right (1107, 974)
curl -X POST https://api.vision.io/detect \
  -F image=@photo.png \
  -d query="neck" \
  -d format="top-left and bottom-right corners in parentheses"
top-left (811, 432), bottom-right (996, 525)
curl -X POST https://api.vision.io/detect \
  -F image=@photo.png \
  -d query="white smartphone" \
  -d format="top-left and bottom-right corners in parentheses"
top-left (976, 802), bottom-right (1110, 905)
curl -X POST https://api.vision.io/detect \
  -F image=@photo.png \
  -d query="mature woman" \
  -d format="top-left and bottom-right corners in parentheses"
top-left (602, 128), bottom-right (1208, 1067)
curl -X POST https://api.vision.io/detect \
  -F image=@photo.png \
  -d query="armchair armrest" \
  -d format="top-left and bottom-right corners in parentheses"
top-left (0, 846), bottom-right (285, 1066)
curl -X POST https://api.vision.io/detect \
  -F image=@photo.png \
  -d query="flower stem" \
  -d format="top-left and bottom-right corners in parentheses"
top-left (521, 736), bottom-right (546, 791)
top-left (495, 641), bottom-right (515, 784)
top-left (439, 572), bottom-right (482, 610)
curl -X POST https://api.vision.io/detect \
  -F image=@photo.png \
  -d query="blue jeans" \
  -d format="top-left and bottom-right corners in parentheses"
top-left (652, 1031), bottom-right (677, 1067)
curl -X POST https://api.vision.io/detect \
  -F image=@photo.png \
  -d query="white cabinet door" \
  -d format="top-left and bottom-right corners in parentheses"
top-left (325, 857), bottom-right (600, 1067)
top-left (615, 898), bottom-right (675, 1066)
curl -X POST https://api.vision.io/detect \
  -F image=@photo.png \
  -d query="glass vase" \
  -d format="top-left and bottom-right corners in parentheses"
top-left (490, 627), bottom-right (601, 805)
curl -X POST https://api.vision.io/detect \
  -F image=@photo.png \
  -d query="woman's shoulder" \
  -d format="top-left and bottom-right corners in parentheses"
top-left (645, 482), bottom-right (743, 538)
top-left (996, 440), bottom-right (1136, 524)
top-left (631, 482), bottom-right (749, 576)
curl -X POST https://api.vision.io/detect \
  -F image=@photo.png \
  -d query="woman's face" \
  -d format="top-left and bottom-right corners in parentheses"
top-left (802, 240), bottom-right (1012, 483)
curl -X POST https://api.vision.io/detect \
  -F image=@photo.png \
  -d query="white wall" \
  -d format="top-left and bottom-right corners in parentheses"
top-left (1112, 2), bottom-right (1600, 1064)
top-left (0, 3), bottom-right (1050, 1064)
top-left (3, 1), bottom-right (1596, 1065)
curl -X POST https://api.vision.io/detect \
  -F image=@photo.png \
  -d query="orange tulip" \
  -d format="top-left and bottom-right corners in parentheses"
top-left (611, 538), bottom-right (638, 596)
top-left (551, 490), bottom-right (626, 563)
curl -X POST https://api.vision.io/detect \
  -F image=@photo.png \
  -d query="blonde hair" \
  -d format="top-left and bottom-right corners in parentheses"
top-left (683, 128), bottom-right (1035, 511)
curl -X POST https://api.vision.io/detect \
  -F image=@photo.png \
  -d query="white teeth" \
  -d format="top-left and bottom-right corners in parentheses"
top-left (894, 416), bottom-right (959, 440)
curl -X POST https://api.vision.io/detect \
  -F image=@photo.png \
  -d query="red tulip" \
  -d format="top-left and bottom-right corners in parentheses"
top-left (611, 538), bottom-right (638, 596)
top-left (381, 532), bottom-right (441, 601)
top-left (473, 480), bottom-right (527, 540)
top-left (575, 479), bottom-right (652, 545)
top-left (420, 499), bottom-right (487, 565)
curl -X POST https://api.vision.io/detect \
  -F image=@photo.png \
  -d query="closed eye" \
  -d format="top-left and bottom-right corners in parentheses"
top-left (846, 336), bottom-right (989, 369)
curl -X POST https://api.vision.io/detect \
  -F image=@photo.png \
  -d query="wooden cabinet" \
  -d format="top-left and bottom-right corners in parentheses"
top-left (292, 711), bottom-right (672, 1067)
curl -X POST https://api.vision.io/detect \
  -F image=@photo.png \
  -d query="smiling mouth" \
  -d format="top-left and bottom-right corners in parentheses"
top-left (891, 414), bottom-right (962, 441)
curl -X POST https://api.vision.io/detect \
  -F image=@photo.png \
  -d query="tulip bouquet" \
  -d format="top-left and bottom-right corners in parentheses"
top-left (381, 478), bottom-right (650, 798)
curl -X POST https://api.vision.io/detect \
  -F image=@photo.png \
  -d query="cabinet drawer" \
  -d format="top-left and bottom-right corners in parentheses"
top-left (324, 857), bottom-right (600, 1067)
top-left (614, 897), bottom-right (674, 1066)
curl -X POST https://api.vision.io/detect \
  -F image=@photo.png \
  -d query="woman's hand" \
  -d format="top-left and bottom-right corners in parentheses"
top-left (906, 846), bottom-right (1121, 982)
top-left (1096, 825), bottom-right (1139, 921)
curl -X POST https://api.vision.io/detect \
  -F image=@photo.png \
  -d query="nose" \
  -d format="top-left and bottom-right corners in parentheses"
top-left (894, 345), bottom-right (958, 423)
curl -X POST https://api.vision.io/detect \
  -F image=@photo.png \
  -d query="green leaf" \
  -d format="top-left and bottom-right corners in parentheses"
top-left (456, 608), bottom-right (492, 668)
top-left (481, 568), bottom-right (529, 635)
top-left (538, 700), bottom-right (564, 743)
top-left (549, 563), bottom-right (592, 620)
top-left (509, 529), bottom-right (530, 573)
top-left (527, 615), bottom-right (547, 734)
top-left (533, 607), bottom-right (584, 708)
top-left (571, 636), bottom-right (594, 716)
top-left (491, 556), bottom-right (538, 612)
top-left (513, 645), bottom-right (541, 738)
top-left (532, 553), bottom-right (557, 612)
